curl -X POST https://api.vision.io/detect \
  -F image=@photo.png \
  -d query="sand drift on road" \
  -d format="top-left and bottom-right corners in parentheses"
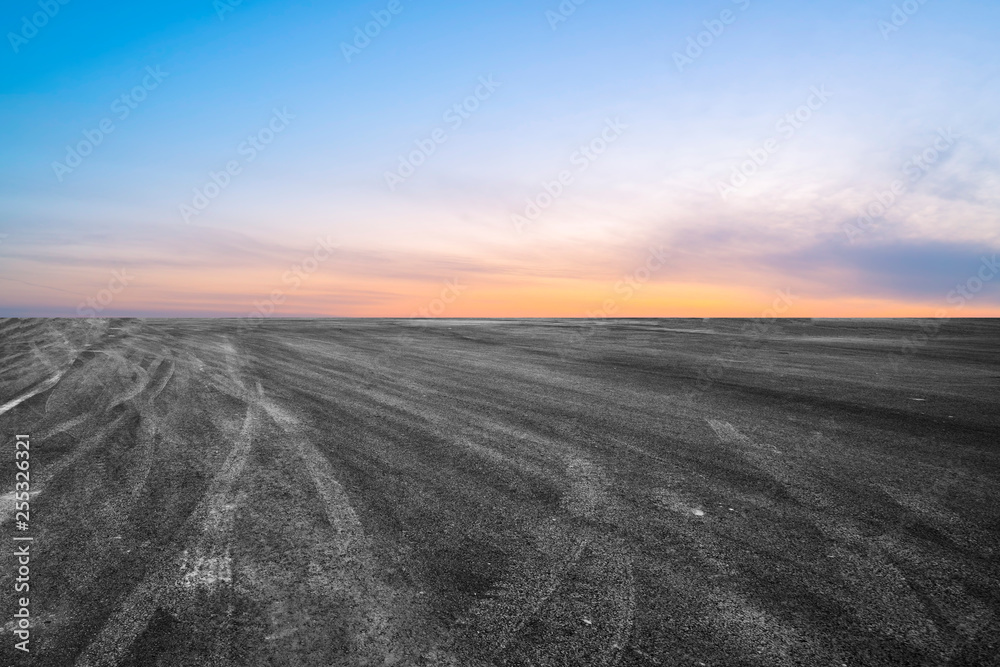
top-left (1, 318), bottom-right (998, 666)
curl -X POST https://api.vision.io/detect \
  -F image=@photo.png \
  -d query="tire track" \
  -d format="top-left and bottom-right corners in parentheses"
top-left (0, 490), bottom-right (41, 525)
top-left (0, 373), bottom-right (63, 416)
top-left (707, 418), bottom-right (781, 454)
top-left (143, 357), bottom-right (175, 404)
top-left (470, 531), bottom-right (637, 667)
top-left (255, 386), bottom-right (462, 666)
top-left (463, 445), bottom-right (637, 666)
top-left (598, 547), bottom-right (637, 667)
top-left (3, 349), bottom-right (174, 524)
top-left (488, 536), bottom-right (591, 653)
top-left (75, 392), bottom-right (259, 667)
top-left (0, 409), bottom-right (131, 528)
top-left (554, 452), bottom-right (637, 666)
top-left (126, 356), bottom-right (176, 496)
top-left (563, 456), bottom-right (613, 522)
top-left (179, 387), bottom-right (257, 588)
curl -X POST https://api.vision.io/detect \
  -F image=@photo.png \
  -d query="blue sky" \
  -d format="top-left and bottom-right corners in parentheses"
top-left (1, 0), bottom-right (998, 316)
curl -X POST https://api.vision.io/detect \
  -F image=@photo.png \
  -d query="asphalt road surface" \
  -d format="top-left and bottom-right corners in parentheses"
top-left (1, 318), bottom-right (998, 666)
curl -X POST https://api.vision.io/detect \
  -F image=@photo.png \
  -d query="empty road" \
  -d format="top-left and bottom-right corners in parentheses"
top-left (1, 318), bottom-right (998, 666)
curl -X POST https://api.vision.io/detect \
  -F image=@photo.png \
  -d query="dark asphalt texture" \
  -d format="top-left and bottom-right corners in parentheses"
top-left (1, 318), bottom-right (998, 666)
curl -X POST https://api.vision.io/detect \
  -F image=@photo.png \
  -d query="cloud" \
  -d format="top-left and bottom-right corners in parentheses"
top-left (645, 222), bottom-right (1000, 305)
top-left (766, 237), bottom-right (1000, 302)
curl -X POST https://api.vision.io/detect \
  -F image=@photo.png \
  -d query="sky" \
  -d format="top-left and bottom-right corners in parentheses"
top-left (1, 0), bottom-right (998, 318)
